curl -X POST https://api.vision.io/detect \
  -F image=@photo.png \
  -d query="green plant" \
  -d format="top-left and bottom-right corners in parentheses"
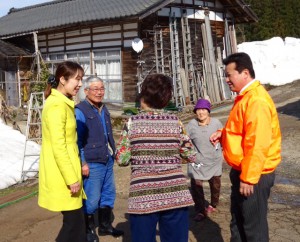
top-left (164, 101), bottom-right (178, 111)
top-left (123, 107), bottom-right (139, 115)
top-left (30, 62), bottom-right (50, 94)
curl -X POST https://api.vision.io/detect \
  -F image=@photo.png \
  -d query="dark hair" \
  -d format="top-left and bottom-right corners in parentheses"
top-left (223, 52), bottom-right (255, 78)
top-left (139, 74), bottom-right (173, 109)
top-left (44, 61), bottom-right (84, 99)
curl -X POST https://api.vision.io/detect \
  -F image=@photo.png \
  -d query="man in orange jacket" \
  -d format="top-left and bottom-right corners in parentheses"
top-left (210, 52), bottom-right (281, 242)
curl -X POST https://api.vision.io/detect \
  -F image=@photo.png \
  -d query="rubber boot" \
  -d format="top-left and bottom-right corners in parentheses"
top-left (98, 207), bottom-right (124, 237)
top-left (85, 214), bottom-right (99, 242)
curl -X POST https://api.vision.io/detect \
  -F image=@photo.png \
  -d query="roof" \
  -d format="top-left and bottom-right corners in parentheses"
top-left (0, 40), bottom-right (30, 58)
top-left (0, 0), bottom-right (171, 38)
top-left (220, 0), bottom-right (258, 24)
top-left (0, 0), bottom-right (257, 39)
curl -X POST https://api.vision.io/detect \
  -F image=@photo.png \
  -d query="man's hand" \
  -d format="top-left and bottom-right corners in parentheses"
top-left (210, 130), bottom-right (222, 146)
top-left (239, 181), bottom-right (254, 197)
top-left (82, 163), bottom-right (89, 177)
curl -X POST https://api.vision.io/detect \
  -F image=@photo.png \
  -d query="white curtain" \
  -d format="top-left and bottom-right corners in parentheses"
top-left (94, 53), bottom-right (122, 102)
top-left (81, 61), bottom-right (91, 75)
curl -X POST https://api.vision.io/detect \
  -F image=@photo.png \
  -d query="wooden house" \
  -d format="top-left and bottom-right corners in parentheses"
top-left (0, 40), bottom-right (31, 106)
top-left (0, 0), bottom-right (257, 108)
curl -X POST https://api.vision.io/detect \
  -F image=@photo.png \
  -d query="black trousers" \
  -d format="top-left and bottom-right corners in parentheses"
top-left (190, 176), bottom-right (221, 214)
top-left (56, 208), bottom-right (86, 242)
top-left (229, 168), bottom-right (275, 242)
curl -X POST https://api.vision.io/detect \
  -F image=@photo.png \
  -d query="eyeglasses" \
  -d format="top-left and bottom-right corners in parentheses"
top-left (88, 87), bottom-right (105, 92)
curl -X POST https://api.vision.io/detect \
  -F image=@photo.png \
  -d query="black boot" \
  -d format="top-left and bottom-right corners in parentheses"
top-left (85, 214), bottom-right (99, 242)
top-left (98, 207), bottom-right (124, 237)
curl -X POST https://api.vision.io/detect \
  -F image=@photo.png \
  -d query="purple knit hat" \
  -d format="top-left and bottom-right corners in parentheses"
top-left (193, 99), bottom-right (211, 113)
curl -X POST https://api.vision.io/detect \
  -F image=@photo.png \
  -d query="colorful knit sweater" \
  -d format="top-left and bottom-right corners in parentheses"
top-left (116, 110), bottom-right (196, 214)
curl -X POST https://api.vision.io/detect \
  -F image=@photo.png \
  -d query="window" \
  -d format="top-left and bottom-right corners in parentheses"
top-left (94, 49), bottom-right (122, 102)
top-left (44, 49), bottom-right (122, 103)
top-left (44, 53), bottom-right (65, 74)
top-left (66, 52), bottom-right (91, 75)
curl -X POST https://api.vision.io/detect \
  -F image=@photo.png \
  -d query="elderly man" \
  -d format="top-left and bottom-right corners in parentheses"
top-left (75, 76), bottom-right (123, 242)
top-left (210, 52), bottom-right (281, 242)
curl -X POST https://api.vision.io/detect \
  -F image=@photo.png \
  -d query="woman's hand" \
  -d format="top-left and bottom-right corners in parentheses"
top-left (210, 130), bottom-right (222, 146)
top-left (69, 181), bottom-right (81, 194)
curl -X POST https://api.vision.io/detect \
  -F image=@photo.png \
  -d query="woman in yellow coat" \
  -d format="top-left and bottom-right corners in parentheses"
top-left (38, 61), bottom-right (86, 242)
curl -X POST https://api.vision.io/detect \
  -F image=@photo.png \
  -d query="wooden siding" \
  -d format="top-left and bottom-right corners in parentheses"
top-left (122, 50), bottom-right (139, 102)
top-left (38, 22), bottom-right (138, 53)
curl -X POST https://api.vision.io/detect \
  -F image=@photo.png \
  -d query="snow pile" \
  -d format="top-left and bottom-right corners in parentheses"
top-left (238, 36), bottom-right (300, 86)
top-left (0, 119), bottom-right (40, 189)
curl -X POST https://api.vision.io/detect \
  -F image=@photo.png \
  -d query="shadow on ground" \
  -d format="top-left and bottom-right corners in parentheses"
top-left (189, 208), bottom-right (224, 242)
top-left (277, 99), bottom-right (300, 119)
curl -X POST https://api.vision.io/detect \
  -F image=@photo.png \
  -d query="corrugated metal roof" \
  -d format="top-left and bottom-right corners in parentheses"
top-left (0, 0), bottom-right (169, 38)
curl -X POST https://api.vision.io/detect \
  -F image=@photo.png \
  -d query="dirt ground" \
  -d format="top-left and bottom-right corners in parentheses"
top-left (0, 80), bottom-right (300, 242)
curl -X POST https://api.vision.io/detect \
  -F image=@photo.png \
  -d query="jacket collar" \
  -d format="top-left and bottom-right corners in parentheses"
top-left (51, 88), bottom-right (74, 108)
top-left (84, 99), bottom-right (104, 113)
top-left (238, 80), bottom-right (261, 96)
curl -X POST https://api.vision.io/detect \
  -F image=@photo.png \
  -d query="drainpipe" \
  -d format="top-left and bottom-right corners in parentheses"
top-left (17, 58), bottom-right (22, 107)
top-left (33, 32), bottom-right (40, 81)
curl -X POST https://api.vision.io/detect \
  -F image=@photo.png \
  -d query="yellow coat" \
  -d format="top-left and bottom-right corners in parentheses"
top-left (38, 89), bottom-right (85, 212)
top-left (222, 80), bottom-right (281, 184)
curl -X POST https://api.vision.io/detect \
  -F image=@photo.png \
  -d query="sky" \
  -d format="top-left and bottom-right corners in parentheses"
top-left (0, 0), bottom-right (51, 17)
top-left (0, 36), bottom-right (300, 189)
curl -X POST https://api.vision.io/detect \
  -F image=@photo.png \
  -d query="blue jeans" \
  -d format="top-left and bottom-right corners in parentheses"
top-left (83, 156), bottom-right (116, 214)
top-left (129, 207), bottom-right (189, 242)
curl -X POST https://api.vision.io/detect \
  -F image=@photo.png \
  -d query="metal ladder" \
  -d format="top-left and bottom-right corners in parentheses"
top-left (169, 12), bottom-right (185, 108)
top-left (20, 92), bottom-right (44, 182)
top-left (181, 11), bottom-right (197, 104)
top-left (154, 27), bottom-right (165, 74)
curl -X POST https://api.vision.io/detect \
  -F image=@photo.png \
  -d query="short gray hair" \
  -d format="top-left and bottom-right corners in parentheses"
top-left (83, 76), bottom-right (103, 89)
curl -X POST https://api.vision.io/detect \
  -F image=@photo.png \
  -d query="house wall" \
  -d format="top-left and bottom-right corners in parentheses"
top-left (33, 3), bottom-right (228, 104)
top-left (0, 56), bottom-right (33, 106)
top-left (14, 2), bottom-right (229, 104)
top-left (36, 21), bottom-right (140, 103)
top-left (38, 23), bottom-right (138, 53)
top-left (122, 49), bottom-right (139, 102)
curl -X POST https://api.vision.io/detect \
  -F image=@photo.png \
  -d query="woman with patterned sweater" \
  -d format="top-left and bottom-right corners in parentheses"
top-left (116, 74), bottom-right (196, 242)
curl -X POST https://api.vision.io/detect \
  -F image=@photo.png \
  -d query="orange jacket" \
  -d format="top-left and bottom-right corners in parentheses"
top-left (221, 80), bottom-right (281, 184)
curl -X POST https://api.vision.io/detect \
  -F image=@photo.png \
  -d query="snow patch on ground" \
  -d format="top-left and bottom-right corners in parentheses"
top-left (0, 119), bottom-right (40, 189)
top-left (238, 37), bottom-right (300, 86)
